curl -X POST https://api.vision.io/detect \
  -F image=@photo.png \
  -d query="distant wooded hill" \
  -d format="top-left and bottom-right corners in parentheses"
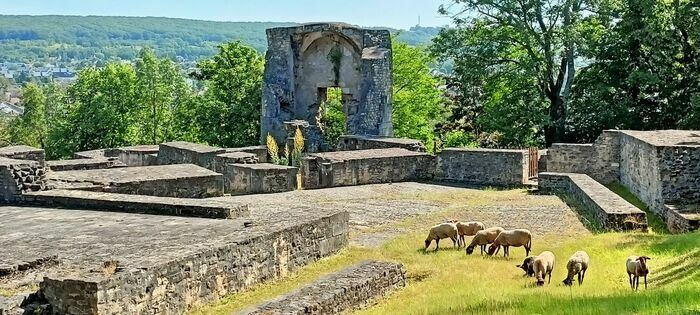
top-left (0, 15), bottom-right (442, 63)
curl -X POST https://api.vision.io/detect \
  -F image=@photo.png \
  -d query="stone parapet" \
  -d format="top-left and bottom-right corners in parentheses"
top-left (239, 260), bottom-right (405, 315)
top-left (0, 145), bottom-right (46, 167)
top-left (539, 172), bottom-right (647, 231)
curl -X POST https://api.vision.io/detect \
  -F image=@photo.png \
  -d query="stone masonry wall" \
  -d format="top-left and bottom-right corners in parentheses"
top-left (435, 148), bottom-right (528, 186)
top-left (41, 211), bottom-right (350, 315)
top-left (547, 131), bottom-right (621, 183)
top-left (300, 149), bottom-right (433, 189)
top-left (226, 163), bottom-right (297, 194)
top-left (157, 142), bottom-right (226, 170)
top-left (336, 135), bottom-right (426, 152)
top-left (658, 146), bottom-right (700, 206)
top-left (239, 260), bottom-right (405, 315)
top-left (618, 133), bottom-right (664, 216)
top-left (0, 145), bottom-right (46, 167)
top-left (0, 158), bottom-right (49, 203)
top-left (539, 172), bottom-right (647, 231)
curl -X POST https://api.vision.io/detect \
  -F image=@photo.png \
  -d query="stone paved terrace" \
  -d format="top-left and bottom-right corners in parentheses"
top-left (621, 130), bottom-right (700, 147)
top-left (47, 164), bottom-right (224, 198)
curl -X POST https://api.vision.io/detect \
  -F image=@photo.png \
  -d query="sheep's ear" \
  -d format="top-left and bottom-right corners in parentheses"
top-left (516, 264), bottom-right (521, 268)
top-left (644, 256), bottom-right (651, 260)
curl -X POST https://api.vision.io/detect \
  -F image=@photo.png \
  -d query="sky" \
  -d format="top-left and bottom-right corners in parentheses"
top-left (0, 0), bottom-right (451, 29)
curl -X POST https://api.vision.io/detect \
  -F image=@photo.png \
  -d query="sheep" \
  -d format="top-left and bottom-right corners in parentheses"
top-left (626, 255), bottom-right (651, 290)
top-left (487, 229), bottom-right (532, 257)
top-left (424, 223), bottom-right (459, 251)
top-left (516, 256), bottom-right (536, 277)
top-left (532, 251), bottom-right (556, 286)
top-left (562, 251), bottom-right (590, 286)
top-left (451, 221), bottom-right (485, 247)
top-left (465, 227), bottom-right (504, 255)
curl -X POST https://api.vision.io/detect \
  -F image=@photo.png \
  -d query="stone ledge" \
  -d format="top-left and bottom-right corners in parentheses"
top-left (239, 260), bottom-right (405, 315)
top-left (22, 189), bottom-right (246, 219)
top-left (539, 172), bottom-right (647, 231)
top-left (337, 135), bottom-right (426, 152)
top-left (664, 204), bottom-right (700, 233)
top-left (47, 158), bottom-right (126, 172)
top-left (0, 145), bottom-right (45, 167)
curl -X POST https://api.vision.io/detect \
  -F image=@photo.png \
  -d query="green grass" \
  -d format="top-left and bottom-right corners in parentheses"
top-left (606, 183), bottom-right (670, 234)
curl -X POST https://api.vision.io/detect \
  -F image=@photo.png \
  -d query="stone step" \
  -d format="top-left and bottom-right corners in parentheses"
top-left (22, 189), bottom-right (248, 219)
top-left (238, 260), bottom-right (405, 315)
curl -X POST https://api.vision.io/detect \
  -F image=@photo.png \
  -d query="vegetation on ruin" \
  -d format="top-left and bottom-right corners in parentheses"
top-left (192, 188), bottom-right (700, 315)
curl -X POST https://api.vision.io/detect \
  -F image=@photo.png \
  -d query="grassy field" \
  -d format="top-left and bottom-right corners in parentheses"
top-left (192, 187), bottom-right (700, 315)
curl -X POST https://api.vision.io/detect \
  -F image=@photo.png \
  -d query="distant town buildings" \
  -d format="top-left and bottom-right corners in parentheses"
top-left (1, 62), bottom-right (77, 83)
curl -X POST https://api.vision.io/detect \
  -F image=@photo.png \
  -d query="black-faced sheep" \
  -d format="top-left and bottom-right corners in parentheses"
top-left (516, 256), bottom-right (536, 277)
top-left (424, 223), bottom-right (459, 251)
top-left (563, 251), bottom-right (590, 286)
top-left (487, 229), bottom-right (532, 257)
top-left (466, 227), bottom-right (504, 255)
top-left (626, 255), bottom-right (651, 290)
top-left (532, 251), bottom-right (555, 286)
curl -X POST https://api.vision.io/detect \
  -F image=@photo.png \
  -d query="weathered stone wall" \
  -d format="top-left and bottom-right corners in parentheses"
top-left (47, 158), bottom-right (125, 172)
top-left (40, 211), bottom-right (350, 314)
top-left (225, 146), bottom-right (268, 163)
top-left (48, 164), bottom-right (224, 198)
top-left (658, 146), bottom-right (700, 206)
top-left (213, 152), bottom-right (259, 174)
top-left (157, 141), bottom-right (226, 170)
top-left (300, 148), bottom-right (433, 189)
top-left (0, 145), bottom-right (46, 167)
top-left (261, 23), bottom-right (393, 151)
top-left (0, 158), bottom-right (49, 203)
top-left (226, 163), bottom-right (297, 194)
top-left (24, 189), bottom-right (248, 219)
top-left (547, 131), bottom-right (621, 183)
top-left (435, 148), bottom-right (528, 186)
top-left (336, 135), bottom-right (426, 152)
top-left (539, 172), bottom-right (647, 231)
top-left (117, 145), bottom-right (160, 167)
top-left (618, 133), bottom-right (664, 216)
top-left (664, 204), bottom-right (700, 233)
top-left (240, 260), bottom-right (405, 315)
top-left (73, 148), bottom-right (121, 160)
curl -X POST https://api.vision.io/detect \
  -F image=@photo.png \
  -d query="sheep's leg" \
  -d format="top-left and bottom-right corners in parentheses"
top-left (578, 272), bottom-right (583, 286)
top-left (628, 273), bottom-right (633, 289)
top-left (548, 270), bottom-right (552, 284)
top-left (634, 276), bottom-right (639, 290)
top-left (451, 237), bottom-right (457, 248)
top-left (480, 245), bottom-right (485, 255)
top-left (504, 246), bottom-right (509, 257)
top-left (435, 238), bottom-right (440, 251)
top-left (644, 275), bottom-right (647, 289)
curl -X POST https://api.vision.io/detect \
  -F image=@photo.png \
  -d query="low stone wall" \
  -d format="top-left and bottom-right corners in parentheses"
top-left (436, 148), bottom-right (528, 186)
top-left (539, 172), bottom-right (647, 231)
top-left (117, 145), bottom-right (160, 167)
top-left (39, 210), bottom-right (349, 314)
top-left (336, 135), bottom-right (426, 152)
top-left (547, 131), bottom-right (620, 183)
top-left (1, 158), bottom-right (49, 203)
top-left (48, 164), bottom-right (224, 198)
top-left (213, 152), bottom-right (259, 173)
top-left (0, 145), bottom-right (46, 167)
top-left (226, 163), bottom-right (297, 194)
top-left (226, 145), bottom-right (268, 163)
top-left (73, 148), bottom-right (121, 160)
top-left (47, 158), bottom-right (125, 171)
top-left (664, 204), bottom-right (700, 233)
top-left (239, 260), bottom-right (406, 315)
top-left (158, 141), bottom-right (226, 170)
top-left (300, 148), bottom-right (433, 189)
top-left (23, 189), bottom-right (248, 219)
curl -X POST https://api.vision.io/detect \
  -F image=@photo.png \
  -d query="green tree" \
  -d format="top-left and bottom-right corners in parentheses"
top-left (392, 40), bottom-right (447, 151)
top-left (10, 83), bottom-right (46, 147)
top-left (190, 41), bottom-right (264, 147)
top-left (433, 0), bottom-right (606, 146)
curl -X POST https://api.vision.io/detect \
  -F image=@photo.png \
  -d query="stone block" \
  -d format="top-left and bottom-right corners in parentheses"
top-left (117, 145), bottom-right (160, 166)
top-left (226, 145), bottom-right (268, 163)
top-left (226, 163), bottom-right (297, 194)
top-left (336, 135), bottom-right (426, 152)
top-left (213, 152), bottom-right (258, 173)
top-left (47, 158), bottom-right (125, 172)
top-left (0, 145), bottom-right (46, 167)
top-left (157, 141), bottom-right (226, 170)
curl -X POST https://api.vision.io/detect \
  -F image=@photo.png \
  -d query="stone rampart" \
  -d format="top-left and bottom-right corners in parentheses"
top-left (239, 260), bottom-right (405, 315)
top-left (547, 131), bottom-right (620, 183)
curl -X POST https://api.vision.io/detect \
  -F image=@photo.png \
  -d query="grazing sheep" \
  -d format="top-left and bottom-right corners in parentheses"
top-left (424, 223), bottom-right (459, 251)
top-left (516, 256), bottom-right (536, 277)
top-left (465, 227), bottom-right (504, 255)
top-left (532, 251), bottom-right (556, 286)
top-left (453, 221), bottom-right (485, 247)
top-left (563, 251), bottom-right (590, 286)
top-left (626, 255), bottom-right (651, 290)
top-left (487, 229), bottom-right (532, 257)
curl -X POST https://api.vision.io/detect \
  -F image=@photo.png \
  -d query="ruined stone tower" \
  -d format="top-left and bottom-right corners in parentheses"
top-left (260, 23), bottom-right (393, 152)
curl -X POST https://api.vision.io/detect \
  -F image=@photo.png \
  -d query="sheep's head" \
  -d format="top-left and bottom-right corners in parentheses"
top-left (466, 245), bottom-right (475, 255)
top-left (516, 257), bottom-right (535, 276)
top-left (536, 277), bottom-right (545, 286)
top-left (637, 256), bottom-right (651, 274)
top-left (424, 239), bottom-right (431, 249)
top-left (562, 278), bottom-right (573, 286)
top-left (487, 244), bottom-right (498, 256)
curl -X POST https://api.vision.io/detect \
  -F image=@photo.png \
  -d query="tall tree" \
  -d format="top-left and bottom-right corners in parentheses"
top-left (10, 83), bottom-right (46, 147)
top-left (392, 40), bottom-right (447, 151)
top-left (190, 41), bottom-right (264, 147)
top-left (434, 0), bottom-right (603, 146)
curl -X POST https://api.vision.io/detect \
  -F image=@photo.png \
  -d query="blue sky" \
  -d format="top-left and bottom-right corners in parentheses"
top-left (1, 0), bottom-right (450, 29)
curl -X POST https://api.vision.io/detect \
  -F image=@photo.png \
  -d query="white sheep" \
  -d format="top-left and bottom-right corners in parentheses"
top-left (424, 223), bottom-right (459, 251)
top-left (487, 229), bottom-right (532, 257)
top-left (563, 251), bottom-right (590, 286)
top-left (465, 227), bottom-right (504, 255)
top-left (626, 255), bottom-right (651, 290)
top-left (532, 251), bottom-right (555, 286)
top-left (454, 221), bottom-right (485, 247)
